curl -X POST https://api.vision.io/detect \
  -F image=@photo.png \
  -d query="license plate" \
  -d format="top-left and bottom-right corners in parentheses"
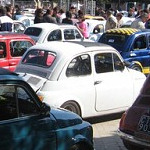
top-left (138, 115), bottom-right (150, 133)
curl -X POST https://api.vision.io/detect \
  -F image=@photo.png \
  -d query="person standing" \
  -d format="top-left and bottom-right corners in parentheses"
top-left (34, 8), bottom-right (44, 24)
top-left (116, 13), bottom-right (124, 28)
top-left (43, 9), bottom-right (57, 23)
top-left (105, 9), bottom-right (117, 31)
top-left (76, 15), bottom-right (89, 38)
top-left (62, 11), bottom-right (73, 25)
top-left (131, 12), bottom-right (149, 29)
top-left (0, 7), bottom-right (13, 31)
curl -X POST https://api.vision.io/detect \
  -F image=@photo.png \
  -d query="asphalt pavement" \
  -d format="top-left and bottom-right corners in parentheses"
top-left (85, 113), bottom-right (128, 150)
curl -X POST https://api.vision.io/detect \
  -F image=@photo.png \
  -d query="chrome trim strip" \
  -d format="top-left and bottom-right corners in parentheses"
top-left (117, 129), bottom-right (150, 148)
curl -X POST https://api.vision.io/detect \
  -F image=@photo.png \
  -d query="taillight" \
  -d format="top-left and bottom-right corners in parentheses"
top-left (119, 112), bottom-right (127, 129)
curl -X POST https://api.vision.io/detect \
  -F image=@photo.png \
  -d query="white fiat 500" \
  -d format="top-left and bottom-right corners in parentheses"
top-left (24, 23), bottom-right (86, 43)
top-left (15, 41), bottom-right (146, 118)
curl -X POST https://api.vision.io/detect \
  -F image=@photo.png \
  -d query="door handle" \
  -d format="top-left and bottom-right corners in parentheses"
top-left (9, 62), bottom-right (17, 66)
top-left (94, 81), bottom-right (102, 85)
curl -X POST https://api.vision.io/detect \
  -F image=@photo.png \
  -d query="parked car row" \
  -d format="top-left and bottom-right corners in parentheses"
top-left (0, 20), bottom-right (150, 150)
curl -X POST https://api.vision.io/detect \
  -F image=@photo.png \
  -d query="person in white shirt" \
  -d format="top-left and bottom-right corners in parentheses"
top-left (131, 12), bottom-right (149, 29)
top-left (0, 7), bottom-right (13, 32)
top-left (105, 9), bottom-right (117, 31)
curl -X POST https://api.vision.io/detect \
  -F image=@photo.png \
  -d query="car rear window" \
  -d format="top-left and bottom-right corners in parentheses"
top-left (24, 27), bottom-right (42, 36)
top-left (22, 49), bottom-right (56, 68)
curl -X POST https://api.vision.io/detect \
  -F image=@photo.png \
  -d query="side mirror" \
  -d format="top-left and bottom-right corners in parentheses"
top-left (40, 103), bottom-right (50, 116)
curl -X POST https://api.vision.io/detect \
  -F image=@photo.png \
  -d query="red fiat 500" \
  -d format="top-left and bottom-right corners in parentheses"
top-left (0, 32), bottom-right (35, 71)
top-left (118, 75), bottom-right (150, 150)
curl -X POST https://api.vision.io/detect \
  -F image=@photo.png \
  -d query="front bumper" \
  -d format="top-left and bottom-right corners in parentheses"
top-left (117, 129), bottom-right (150, 148)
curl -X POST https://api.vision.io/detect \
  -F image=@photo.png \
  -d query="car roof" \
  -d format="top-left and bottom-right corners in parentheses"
top-left (105, 28), bottom-right (150, 36)
top-left (27, 23), bottom-right (77, 29)
top-left (28, 41), bottom-right (117, 55)
top-left (0, 32), bottom-right (32, 39)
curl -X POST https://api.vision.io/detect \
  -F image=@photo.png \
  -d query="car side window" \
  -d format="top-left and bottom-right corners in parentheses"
top-left (0, 84), bottom-right (38, 121)
top-left (10, 41), bottom-right (33, 57)
top-left (64, 29), bottom-right (75, 40)
top-left (17, 87), bottom-right (38, 117)
top-left (93, 24), bottom-right (104, 34)
top-left (75, 29), bottom-right (82, 39)
top-left (113, 53), bottom-right (124, 71)
top-left (94, 53), bottom-right (113, 73)
top-left (66, 54), bottom-right (91, 77)
top-left (0, 85), bottom-right (17, 121)
top-left (0, 42), bottom-right (6, 58)
top-left (47, 30), bottom-right (62, 41)
top-left (133, 36), bottom-right (146, 50)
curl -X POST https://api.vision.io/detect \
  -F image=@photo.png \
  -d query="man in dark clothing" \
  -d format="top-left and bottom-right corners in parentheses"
top-left (62, 11), bottom-right (73, 25)
top-left (43, 9), bottom-right (57, 23)
top-left (34, 8), bottom-right (44, 24)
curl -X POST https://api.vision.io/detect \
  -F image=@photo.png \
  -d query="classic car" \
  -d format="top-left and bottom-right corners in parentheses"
top-left (0, 32), bottom-right (35, 71)
top-left (118, 74), bottom-right (150, 150)
top-left (99, 28), bottom-right (150, 75)
top-left (15, 41), bottom-right (146, 118)
top-left (0, 68), bottom-right (93, 150)
top-left (24, 23), bottom-right (86, 43)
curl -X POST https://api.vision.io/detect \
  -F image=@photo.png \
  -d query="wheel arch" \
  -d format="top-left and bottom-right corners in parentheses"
top-left (61, 100), bottom-right (82, 117)
top-left (128, 61), bottom-right (143, 72)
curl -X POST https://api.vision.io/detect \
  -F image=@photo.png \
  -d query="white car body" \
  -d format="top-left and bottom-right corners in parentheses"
top-left (15, 41), bottom-right (146, 118)
top-left (85, 19), bottom-right (106, 42)
top-left (24, 23), bottom-right (88, 43)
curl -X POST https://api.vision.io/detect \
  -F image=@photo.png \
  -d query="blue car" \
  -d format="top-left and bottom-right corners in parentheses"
top-left (0, 68), bottom-right (93, 150)
top-left (99, 28), bottom-right (150, 75)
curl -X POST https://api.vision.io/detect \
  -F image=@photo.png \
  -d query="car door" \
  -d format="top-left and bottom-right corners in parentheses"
top-left (0, 83), bottom-right (56, 150)
top-left (9, 40), bottom-right (33, 71)
top-left (128, 35), bottom-right (150, 69)
top-left (93, 52), bottom-right (133, 112)
top-left (0, 41), bottom-right (9, 70)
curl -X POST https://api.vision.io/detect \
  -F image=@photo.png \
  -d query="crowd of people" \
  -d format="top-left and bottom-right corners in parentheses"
top-left (96, 4), bottom-right (150, 30)
top-left (0, 3), bottom-right (150, 38)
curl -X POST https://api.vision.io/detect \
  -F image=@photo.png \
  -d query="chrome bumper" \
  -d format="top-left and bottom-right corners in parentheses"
top-left (117, 129), bottom-right (150, 148)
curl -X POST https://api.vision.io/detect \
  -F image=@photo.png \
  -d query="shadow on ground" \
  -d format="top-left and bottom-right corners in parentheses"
top-left (84, 112), bottom-right (124, 124)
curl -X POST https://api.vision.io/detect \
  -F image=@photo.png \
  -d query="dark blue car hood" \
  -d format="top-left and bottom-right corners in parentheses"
top-left (50, 108), bottom-right (82, 128)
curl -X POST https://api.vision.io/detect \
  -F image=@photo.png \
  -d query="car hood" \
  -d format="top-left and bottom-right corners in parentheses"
top-left (17, 72), bottom-right (47, 92)
top-left (50, 107), bottom-right (83, 128)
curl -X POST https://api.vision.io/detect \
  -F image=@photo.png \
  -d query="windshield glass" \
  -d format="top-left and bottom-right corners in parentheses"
top-left (22, 49), bottom-right (56, 68)
top-left (100, 34), bottom-right (129, 52)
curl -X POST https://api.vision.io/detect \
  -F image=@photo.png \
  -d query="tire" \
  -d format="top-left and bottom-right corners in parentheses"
top-left (123, 140), bottom-right (144, 150)
top-left (70, 143), bottom-right (92, 150)
top-left (131, 64), bottom-right (142, 72)
top-left (61, 101), bottom-right (81, 116)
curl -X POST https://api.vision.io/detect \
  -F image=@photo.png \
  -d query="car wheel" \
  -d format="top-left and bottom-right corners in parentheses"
top-left (70, 143), bottom-right (91, 150)
top-left (123, 140), bottom-right (144, 150)
top-left (131, 64), bottom-right (142, 72)
top-left (61, 101), bottom-right (81, 116)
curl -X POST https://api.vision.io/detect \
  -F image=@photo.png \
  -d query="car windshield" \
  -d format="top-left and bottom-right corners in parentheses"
top-left (100, 34), bottom-right (129, 52)
top-left (24, 27), bottom-right (42, 36)
top-left (22, 49), bottom-right (56, 68)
